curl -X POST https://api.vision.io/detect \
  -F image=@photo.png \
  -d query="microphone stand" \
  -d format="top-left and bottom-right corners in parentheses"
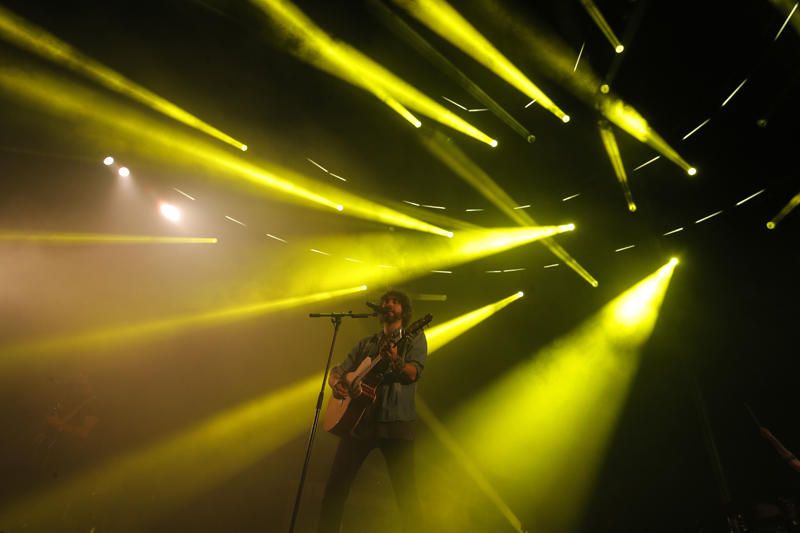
top-left (288, 310), bottom-right (375, 533)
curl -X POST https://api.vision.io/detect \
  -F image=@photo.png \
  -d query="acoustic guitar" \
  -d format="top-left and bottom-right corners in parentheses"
top-left (323, 313), bottom-right (432, 436)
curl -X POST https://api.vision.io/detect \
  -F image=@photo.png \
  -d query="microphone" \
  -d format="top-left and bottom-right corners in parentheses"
top-left (366, 301), bottom-right (389, 314)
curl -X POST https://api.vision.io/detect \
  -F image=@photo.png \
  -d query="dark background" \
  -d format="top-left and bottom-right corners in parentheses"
top-left (0, 0), bottom-right (798, 531)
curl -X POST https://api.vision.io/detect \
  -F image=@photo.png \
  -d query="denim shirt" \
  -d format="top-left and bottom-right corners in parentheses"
top-left (332, 329), bottom-right (427, 423)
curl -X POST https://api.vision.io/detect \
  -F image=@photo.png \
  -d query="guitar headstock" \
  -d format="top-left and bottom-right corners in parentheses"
top-left (406, 313), bottom-right (433, 337)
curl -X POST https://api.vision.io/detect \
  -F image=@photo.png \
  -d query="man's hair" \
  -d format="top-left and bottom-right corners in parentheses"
top-left (380, 289), bottom-right (413, 327)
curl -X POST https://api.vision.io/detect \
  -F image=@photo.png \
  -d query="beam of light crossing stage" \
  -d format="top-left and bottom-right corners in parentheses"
top-left (416, 399), bottom-right (525, 533)
top-left (598, 97), bottom-right (696, 175)
top-left (0, 5), bottom-right (247, 151)
top-left (0, 286), bottom-right (368, 366)
top-left (0, 231), bottom-right (216, 244)
top-left (469, 2), bottom-right (695, 175)
top-left (369, 0), bottom-right (535, 143)
top-left (766, 191), bottom-right (800, 229)
top-left (0, 375), bottom-right (321, 532)
top-left (416, 294), bottom-right (528, 531)
top-left (420, 130), bottom-right (598, 286)
top-left (443, 259), bottom-right (678, 532)
top-left (598, 121), bottom-right (636, 212)
top-left (579, 0), bottom-right (625, 53)
top-left (427, 292), bottom-right (524, 355)
top-left (279, 226), bottom-right (574, 297)
top-left (0, 65), bottom-right (452, 238)
top-left (394, 0), bottom-right (569, 123)
top-left (249, 0), bottom-right (496, 146)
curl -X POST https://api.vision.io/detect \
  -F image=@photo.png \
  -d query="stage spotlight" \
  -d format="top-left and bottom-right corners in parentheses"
top-left (490, 139), bottom-right (498, 147)
top-left (370, 0), bottom-right (536, 143)
top-left (160, 203), bottom-right (181, 223)
top-left (241, 145), bottom-right (248, 151)
top-left (598, 121), bottom-right (636, 212)
top-left (250, 0), bottom-right (497, 147)
top-left (0, 65), bottom-right (452, 238)
top-left (600, 84), bottom-right (610, 94)
top-left (444, 258), bottom-right (678, 532)
top-left (0, 5), bottom-right (246, 151)
top-left (766, 191), bottom-right (800, 229)
top-left (118, 167), bottom-right (130, 177)
top-left (393, 0), bottom-right (569, 123)
top-left (103, 156), bottom-right (114, 165)
top-left (276, 225), bottom-right (570, 297)
top-left (427, 292), bottom-right (524, 355)
top-left (473, 2), bottom-right (694, 175)
top-left (687, 167), bottom-right (698, 176)
top-left (562, 115), bottom-right (571, 123)
top-left (419, 129), bottom-right (596, 286)
top-left (579, 0), bottom-right (626, 55)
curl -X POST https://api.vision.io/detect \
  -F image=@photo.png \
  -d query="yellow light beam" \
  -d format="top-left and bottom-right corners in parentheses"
top-left (598, 97), bottom-right (696, 175)
top-left (417, 398), bottom-right (525, 533)
top-left (394, 0), bottom-right (569, 123)
top-left (447, 259), bottom-right (678, 532)
top-left (470, 2), bottom-right (695, 175)
top-left (427, 292), bottom-right (524, 355)
top-left (250, 0), bottom-right (496, 146)
top-left (0, 375), bottom-right (322, 532)
top-left (420, 129), bottom-right (598, 286)
top-left (598, 121), bottom-right (637, 212)
top-left (580, 0), bottom-right (625, 53)
top-left (369, 0), bottom-right (535, 143)
top-left (0, 64), bottom-right (452, 237)
top-left (0, 231), bottom-right (217, 244)
top-left (766, 191), bottom-right (800, 229)
top-left (0, 5), bottom-right (247, 151)
top-left (279, 226), bottom-right (575, 297)
top-left (0, 285), bottom-right (368, 363)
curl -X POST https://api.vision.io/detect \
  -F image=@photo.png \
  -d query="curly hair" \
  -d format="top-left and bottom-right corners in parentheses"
top-left (380, 289), bottom-right (413, 327)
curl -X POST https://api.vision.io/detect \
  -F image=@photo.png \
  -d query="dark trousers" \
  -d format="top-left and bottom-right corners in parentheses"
top-left (317, 436), bottom-right (422, 533)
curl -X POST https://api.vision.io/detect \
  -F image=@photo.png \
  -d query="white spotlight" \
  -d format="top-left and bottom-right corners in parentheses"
top-left (160, 203), bottom-right (181, 223)
top-left (103, 156), bottom-right (114, 166)
top-left (118, 167), bottom-right (130, 177)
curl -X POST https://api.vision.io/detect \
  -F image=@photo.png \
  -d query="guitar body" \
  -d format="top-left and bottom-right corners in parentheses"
top-left (323, 314), bottom-right (433, 437)
top-left (322, 356), bottom-right (374, 434)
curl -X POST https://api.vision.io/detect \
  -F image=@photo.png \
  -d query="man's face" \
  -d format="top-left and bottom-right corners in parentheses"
top-left (380, 296), bottom-right (403, 324)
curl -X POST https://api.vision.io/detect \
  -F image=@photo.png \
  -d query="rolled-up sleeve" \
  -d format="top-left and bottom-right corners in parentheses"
top-left (403, 332), bottom-right (427, 379)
